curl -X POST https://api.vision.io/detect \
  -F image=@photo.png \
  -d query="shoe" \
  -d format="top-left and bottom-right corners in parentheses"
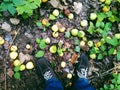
top-left (75, 53), bottom-right (89, 79)
top-left (35, 57), bottom-right (56, 80)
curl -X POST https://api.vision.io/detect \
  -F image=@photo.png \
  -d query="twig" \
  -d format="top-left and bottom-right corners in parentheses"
top-left (89, 63), bottom-right (120, 80)
top-left (4, 28), bottom-right (21, 90)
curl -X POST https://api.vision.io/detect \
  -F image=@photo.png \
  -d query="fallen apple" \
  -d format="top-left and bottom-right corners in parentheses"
top-left (99, 0), bottom-right (105, 2)
top-left (0, 36), bottom-right (5, 45)
top-left (90, 13), bottom-right (97, 20)
top-left (14, 59), bottom-right (21, 66)
top-left (10, 51), bottom-right (18, 59)
top-left (115, 33), bottom-right (120, 39)
top-left (80, 41), bottom-right (85, 47)
top-left (78, 31), bottom-right (85, 37)
top-left (105, 0), bottom-right (112, 5)
top-left (49, 45), bottom-right (57, 53)
top-left (41, 0), bottom-right (48, 3)
top-left (52, 9), bottom-right (59, 17)
top-left (71, 29), bottom-right (78, 36)
top-left (68, 13), bottom-right (74, 19)
top-left (113, 49), bottom-right (117, 55)
top-left (87, 41), bottom-right (94, 47)
top-left (58, 27), bottom-right (66, 33)
top-left (26, 44), bottom-right (31, 49)
top-left (10, 45), bottom-right (18, 51)
top-left (59, 52), bottom-right (64, 57)
top-left (26, 61), bottom-right (34, 70)
top-left (67, 73), bottom-right (72, 79)
top-left (61, 61), bottom-right (66, 68)
top-left (45, 37), bottom-right (51, 44)
top-left (52, 32), bottom-right (59, 38)
top-left (90, 53), bottom-right (96, 59)
top-left (80, 20), bottom-right (88, 27)
top-left (20, 64), bottom-right (25, 71)
top-left (42, 18), bottom-right (48, 26)
top-left (102, 6), bottom-right (110, 12)
top-left (51, 24), bottom-right (58, 32)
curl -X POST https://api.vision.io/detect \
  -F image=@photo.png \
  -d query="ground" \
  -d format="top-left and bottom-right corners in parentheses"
top-left (0, 0), bottom-right (120, 90)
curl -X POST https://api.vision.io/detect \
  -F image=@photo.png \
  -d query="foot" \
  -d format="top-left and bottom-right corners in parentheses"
top-left (75, 53), bottom-right (89, 79)
top-left (35, 57), bottom-right (56, 80)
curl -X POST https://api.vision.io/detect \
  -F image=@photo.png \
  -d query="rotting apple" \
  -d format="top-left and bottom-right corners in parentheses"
top-left (10, 45), bottom-right (18, 52)
top-left (52, 32), bottom-right (59, 38)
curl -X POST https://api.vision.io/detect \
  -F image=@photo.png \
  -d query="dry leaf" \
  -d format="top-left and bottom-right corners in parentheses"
top-left (7, 68), bottom-right (14, 78)
top-left (73, 2), bottom-right (83, 14)
top-left (19, 52), bottom-right (33, 64)
top-left (49, 0), bottom-right (68, 10)
top-left (71, 53), bottom-right (79, 64)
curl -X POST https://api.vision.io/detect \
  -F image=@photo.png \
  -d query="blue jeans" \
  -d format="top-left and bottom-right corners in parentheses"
top-left (45, 78), bottom-right (95, 90)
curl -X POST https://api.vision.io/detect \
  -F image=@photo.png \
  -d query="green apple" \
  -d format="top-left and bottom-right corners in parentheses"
top-left (80, 20), bottom-right (88, 27)
top-left (52, 9), bottom-right (59, 17)
top-left (90, 13), bottom-right (97, 20)
top-left (105, 0), bottom-right (112, 5)
top-left (68, 13), bottom-right (74, 19)
top-left (71, 29), bottom-right (78, 36)
top-left (87, 41), bottom-right (93, 47)
top-left (115, 33), bottom-right (120, 39)
top-left (90, 54), bottom-right (96, 59)
top-left (51, 24), bottom-right (58, 32)
top-left (78, 31), bottom-right (85, 37)
top-left (49, 45), bottom-right (57, 53)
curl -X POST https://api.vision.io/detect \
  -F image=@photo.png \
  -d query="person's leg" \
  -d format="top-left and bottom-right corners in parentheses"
top-left (73, 53), bottom-right (95, 90)
top-left (36, 57), bottom-right (63, 90)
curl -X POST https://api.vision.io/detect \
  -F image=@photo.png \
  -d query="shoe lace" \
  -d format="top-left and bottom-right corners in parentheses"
top-left (77, 68), bottom-right (88, 78)
top-left (44, 71), bottom-right (53, 80)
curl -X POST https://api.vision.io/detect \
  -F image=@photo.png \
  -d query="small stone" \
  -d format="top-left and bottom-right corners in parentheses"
top-left (1, 22), bottom-right (11, 32)
top-left (10, 18), bottom-right (20, 25)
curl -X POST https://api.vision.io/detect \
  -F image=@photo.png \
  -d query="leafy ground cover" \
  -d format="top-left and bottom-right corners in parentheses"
top-left (0, 0), bottom-right (120, 90)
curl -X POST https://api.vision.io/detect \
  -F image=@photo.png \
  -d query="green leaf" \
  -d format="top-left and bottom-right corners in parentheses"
top-left (36, 22), bottom-right (42, 27)
top-left (39, 40), bottom-right (46, 49)
top-left (34, 0), bottom-right (41, 6)
top-left (98, 54), bottom-right (103, 60)
top-left (49, 14), bottom-right (56, 20)
top-left (117, 50), bottom-right (120, 61)
top-left (108, 48), bottom-right (114, 55)
top-left (97, 12), bottom-right (106, 21)
top-left (65, 31), bottom-right (70, 38)
top-left (100, 45), bottom-right (106, 51)
top-left (57, 49), bottom-right (63, 55)
top-left (3, 0), bottom-right (9, 2)
top-left (110, 84), bottom-right (114, 89)
top-left (74, 46), bottom-right (80, 52)
top-left (13, 0), bottom-right (25, 6)
top-left (74, 40), bottom-right (80, 45)
top-left (36, 38), bottom-right (41, 44)
top-left (14, 66), bottom-right (20, 72)
top-left (35, 50), bottom-right (44, 58)
top-left (87, 22), bottom-right (94, 34)
top-left (14, 72), bottom-right (20, 79)
top-left (106, 37), bottom-right (119, 46)
top-left (7, 3), bottom-right (16, 15)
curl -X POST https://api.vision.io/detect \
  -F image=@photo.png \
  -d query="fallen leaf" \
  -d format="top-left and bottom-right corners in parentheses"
top-left (7, 68), bottom-right (14, 78)
top-left (73, 2), bottom-right (83, 14)
top-left (71, 53), bottom-right (79, 64)
top-left (1, 22), bottom-right (11, 32)
top-left (10, 18), bottom-right (20, 25)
